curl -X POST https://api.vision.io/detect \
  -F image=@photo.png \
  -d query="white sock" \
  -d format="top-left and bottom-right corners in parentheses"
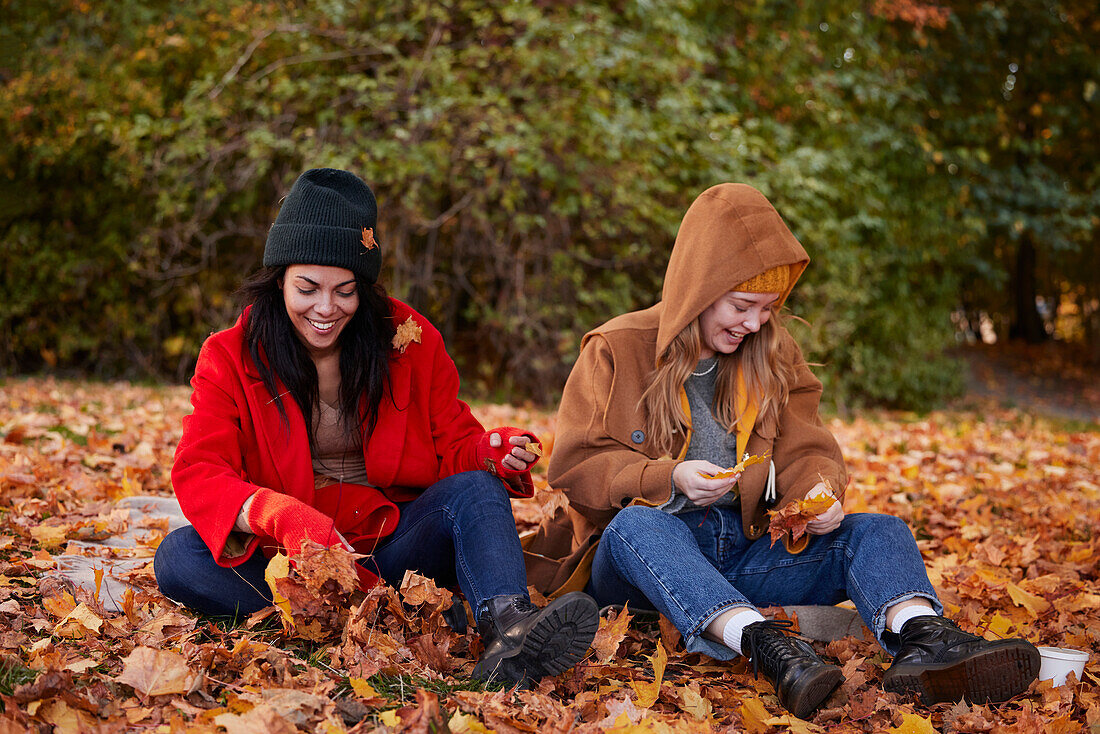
top-left (889, 605), bottom-right (938, 635)
top-left (722, 608), bottom-right (767, 656)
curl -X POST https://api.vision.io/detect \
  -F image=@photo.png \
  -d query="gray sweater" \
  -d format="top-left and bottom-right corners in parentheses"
top-left (660, 356), bottom-right (744, 515)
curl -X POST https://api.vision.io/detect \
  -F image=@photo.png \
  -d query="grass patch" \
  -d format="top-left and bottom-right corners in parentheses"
top-left (0, 657), bottom-right (37, 696)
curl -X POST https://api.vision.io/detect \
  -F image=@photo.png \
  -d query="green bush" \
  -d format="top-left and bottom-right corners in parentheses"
top-left (4, 0), bottom-right (1090, 408)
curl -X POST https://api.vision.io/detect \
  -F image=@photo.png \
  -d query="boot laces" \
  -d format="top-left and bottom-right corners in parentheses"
top-left (508, 597), bottom-right (538, 615)
top-left (746, 619), bottom-right (814, 680)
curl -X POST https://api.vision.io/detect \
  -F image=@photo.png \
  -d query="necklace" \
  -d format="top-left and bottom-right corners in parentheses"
top-left (691, 360), bottom-right (717, 377)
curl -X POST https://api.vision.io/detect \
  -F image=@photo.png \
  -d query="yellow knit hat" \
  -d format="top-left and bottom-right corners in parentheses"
top-left (734, 264), bottom-right (789, 294)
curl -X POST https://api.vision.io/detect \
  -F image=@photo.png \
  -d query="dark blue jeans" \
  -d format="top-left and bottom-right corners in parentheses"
top-left (154, 470), bottom-right (529, 619)
top-left (585, 505), bottom-right (942, 658)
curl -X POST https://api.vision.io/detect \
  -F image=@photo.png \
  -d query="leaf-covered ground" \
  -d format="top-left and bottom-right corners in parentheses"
top-left (1, 377), bottom-right (1098, 733)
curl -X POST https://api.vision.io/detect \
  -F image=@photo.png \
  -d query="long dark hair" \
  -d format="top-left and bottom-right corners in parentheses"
top-left (237, 266), bottom-right (396, 447)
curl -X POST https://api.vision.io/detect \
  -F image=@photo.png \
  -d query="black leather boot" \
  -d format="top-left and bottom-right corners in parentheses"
top-left (471, 591), bottom-right (598, 687)
top-left (742, 620), bottom-right (844, 719)
top-left (883, 616), bottom-right (1039, 704)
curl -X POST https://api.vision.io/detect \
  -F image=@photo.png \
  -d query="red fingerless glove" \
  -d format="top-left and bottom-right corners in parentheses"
top-left (246, 488), bottom-right (345, 557)
top-left (475, 427), bottom-right (541, 498)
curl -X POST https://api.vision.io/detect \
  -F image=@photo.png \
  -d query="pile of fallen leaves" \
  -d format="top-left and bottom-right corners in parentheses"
top-left (1, 377), bottom-right (1098, 732)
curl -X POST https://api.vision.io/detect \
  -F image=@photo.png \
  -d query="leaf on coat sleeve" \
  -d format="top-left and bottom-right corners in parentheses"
top-left (391, 317), bottom-right (422, 354)
top-left (115, 646), bottom-right (194, 697)
top-left (591, 605), bottom-right (632, 664)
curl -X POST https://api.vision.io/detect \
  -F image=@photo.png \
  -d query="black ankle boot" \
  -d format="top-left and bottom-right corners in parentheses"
top-left (883, 616), bottom-right (1039, 704)
top-left (742, 620), bottom-right (843, 719)
top-left (471, 592), bottom-right (598, 686)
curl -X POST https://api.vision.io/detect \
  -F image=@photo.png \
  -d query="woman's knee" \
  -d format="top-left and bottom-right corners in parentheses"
top-left (438, 470), bottom-right (513, 510)
top-left (842, 512), bottom-right (914, 543)
top-left (153, 526), bottom-right (203, 595)
top-left (604, 505), bottom-right (691, 552)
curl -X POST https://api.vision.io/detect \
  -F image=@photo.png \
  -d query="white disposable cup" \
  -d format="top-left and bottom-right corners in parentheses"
top-left (1037, 646), bottom-right (1089, 687)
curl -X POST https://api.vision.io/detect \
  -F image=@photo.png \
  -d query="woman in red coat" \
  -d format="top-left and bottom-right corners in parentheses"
top-left (154, 168), bottom-right (597, 687)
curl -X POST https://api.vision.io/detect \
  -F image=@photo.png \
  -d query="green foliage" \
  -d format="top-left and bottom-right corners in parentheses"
top-left (0, 656), bottom-right (36, 697)
top-left (1, 0), bottom-right (1092, 408)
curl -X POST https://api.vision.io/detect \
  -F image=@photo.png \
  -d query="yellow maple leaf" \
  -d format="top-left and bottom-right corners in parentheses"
top-left (679, 682), bottom-right (713, 722)
top-left (1006, 582), bottom-right (1052, 618)
top-left (349, 677), bottom-right (380, 699)
top-left (630, 643), bottom-right (668, 708)
top-left (888, 712), bottom-right (938, 734)
top-left (698, 452), bottom-right (771, 479)
top-left (264, 552), bottom-right (294, 627)
top-left (525, 441), bottom-right (544, 457)
top-left (30, 524), bottom-right (69, 550)
top-left (740, 696), bottom-right (772, 734)
top-left (391, 316), bottom-right (422, 354)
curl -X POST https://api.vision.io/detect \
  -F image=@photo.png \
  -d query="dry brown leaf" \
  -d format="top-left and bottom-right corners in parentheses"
top-left (115, 646), bottom-right (194, 697)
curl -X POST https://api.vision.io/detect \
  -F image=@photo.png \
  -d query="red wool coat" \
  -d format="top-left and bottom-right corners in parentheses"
top-left (172, 299), bottom-right (530, 566)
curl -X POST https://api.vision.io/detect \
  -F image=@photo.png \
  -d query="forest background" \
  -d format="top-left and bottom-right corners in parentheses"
top-left (1, 0), bottom-right (1097, 410)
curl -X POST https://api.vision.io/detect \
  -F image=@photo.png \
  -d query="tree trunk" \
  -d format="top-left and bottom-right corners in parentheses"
top-left (1011, 235), bottom-right (1047, 343)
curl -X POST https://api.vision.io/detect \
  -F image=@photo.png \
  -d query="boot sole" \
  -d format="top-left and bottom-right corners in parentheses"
top-left (786, 665), bottom-right (844, 720)
top-left (472, 592), bottom-right (599, 685)
top-left (883, 642), bottom-right (1040, 704)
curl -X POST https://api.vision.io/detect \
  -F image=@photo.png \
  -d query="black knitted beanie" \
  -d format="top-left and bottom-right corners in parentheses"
top-left (263, 168), bottom-right (382, 283)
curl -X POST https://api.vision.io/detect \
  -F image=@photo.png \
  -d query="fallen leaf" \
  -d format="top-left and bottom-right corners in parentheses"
top-left (115, 646), bottom-right (194, 697)
top-left (888, 712), bottom-right (938, 733)
top-left (630, 643), bottom-right (667, 708)
top-left (591, 606), bottom-right (631, 664)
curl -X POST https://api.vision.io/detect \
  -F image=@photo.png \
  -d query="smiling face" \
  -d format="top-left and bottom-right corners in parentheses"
top-left (697, 290), bottom-right (780, 358)
top-left (281, 264), bottom-right (360, 359)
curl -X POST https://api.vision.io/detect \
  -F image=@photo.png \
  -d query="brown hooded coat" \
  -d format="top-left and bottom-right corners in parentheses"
top-left (523, 184), bottom-right (848, 597)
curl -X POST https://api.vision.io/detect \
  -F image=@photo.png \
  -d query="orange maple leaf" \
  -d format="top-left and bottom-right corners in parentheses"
top-left (361, 227), bottom-right (377, 251)
top-left (767, 492), bottom-right (837, 548)
top-left (392, 316), bottom-right (422, 354)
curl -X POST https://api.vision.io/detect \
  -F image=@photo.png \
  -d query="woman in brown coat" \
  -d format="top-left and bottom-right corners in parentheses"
top-left (524, 184), bottom-right (1038, 718)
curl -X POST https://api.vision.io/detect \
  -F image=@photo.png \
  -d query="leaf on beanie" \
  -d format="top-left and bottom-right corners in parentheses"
top-left (361, 227), bottom-right (377, 251)
top-left (392, 317), bottom-right (422, 354)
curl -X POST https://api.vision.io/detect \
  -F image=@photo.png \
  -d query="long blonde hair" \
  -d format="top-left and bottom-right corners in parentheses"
top-left (640, 314), bottom-right (795, 457)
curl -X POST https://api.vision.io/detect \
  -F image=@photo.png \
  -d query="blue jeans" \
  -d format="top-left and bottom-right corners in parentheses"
top-left (155, 471), bottom-right (529, 619)
top-left (585, 505), bottom-right (941, 659)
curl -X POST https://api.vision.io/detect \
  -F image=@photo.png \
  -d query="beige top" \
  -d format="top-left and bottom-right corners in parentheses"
top-left (311, 401), bottom-right (371, 486)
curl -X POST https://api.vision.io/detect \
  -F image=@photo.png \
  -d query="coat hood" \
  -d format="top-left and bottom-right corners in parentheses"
top-left (656, 184), bottom-right (810, 356)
